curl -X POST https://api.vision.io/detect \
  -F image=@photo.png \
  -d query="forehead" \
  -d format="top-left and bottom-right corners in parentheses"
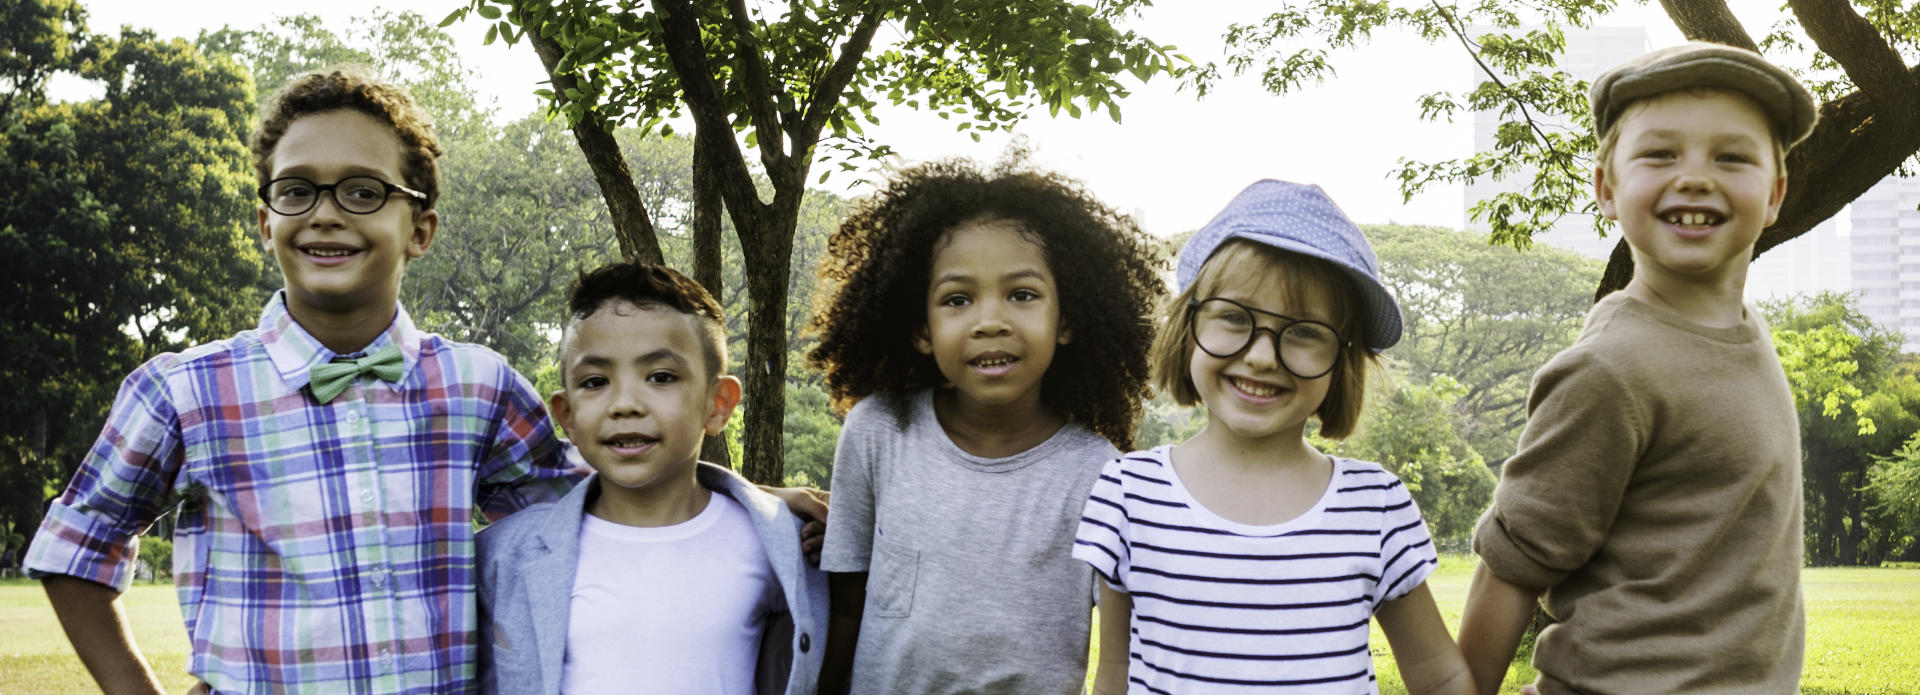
top-left (929, 218), bottom-right (1049, 277)
top-left (1192, 243), bottom-right (1347, 321)
top-left (564, 301), bottom-right (707, 364)
top-left (271, 109), bottom-right (407, 180)
top-left (1615, 88), bottom-right (1774, 141)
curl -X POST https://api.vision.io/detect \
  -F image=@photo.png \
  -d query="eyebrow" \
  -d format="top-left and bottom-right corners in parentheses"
top-left (930, 267), bottom-right (1048, 287)
top-left (270, 164), bottom-right (399, 181)
top-left (571, 348), bottom-right (689, 371)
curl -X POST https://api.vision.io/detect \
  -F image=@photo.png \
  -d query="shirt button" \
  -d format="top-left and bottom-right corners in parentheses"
top-left (345, 410), bottom-right (360, 424)
top-left (372, 571), bottom-right (387, 586)
top-left (360, 489), bottom-right (375, 503)
top-left (799, 633), bottom-right (811, 653)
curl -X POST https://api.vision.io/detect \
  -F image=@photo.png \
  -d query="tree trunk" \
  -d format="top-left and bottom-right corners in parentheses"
top-left (1841, 470), bottom-right (1866, 565)
top-left (1816, 469), bottom-right (1844, 565)
top-left (736, 207), bottom-right (797, 486)
top-left (692, 131), bottom-right (731, 470)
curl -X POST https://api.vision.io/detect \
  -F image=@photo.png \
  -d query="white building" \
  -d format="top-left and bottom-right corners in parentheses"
top-left (1849, 177), bottom-right (1920, 351)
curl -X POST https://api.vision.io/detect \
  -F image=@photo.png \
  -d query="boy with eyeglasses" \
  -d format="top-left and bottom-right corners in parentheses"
top-left (25, 67), bottom-right (580, 694)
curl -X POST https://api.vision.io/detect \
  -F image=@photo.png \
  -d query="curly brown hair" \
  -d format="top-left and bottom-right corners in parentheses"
top-left (250, 66), bottom-right (443, 209)
top-left (807, 158), bottom-right (1165, 449)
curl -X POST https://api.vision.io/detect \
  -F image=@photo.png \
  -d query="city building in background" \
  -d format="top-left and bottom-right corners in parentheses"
top-left (1850, 177), bottom-right (1920, 351)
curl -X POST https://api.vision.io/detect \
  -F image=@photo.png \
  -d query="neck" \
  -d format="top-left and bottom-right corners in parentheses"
top-left (1622, 274), bottom-right (1747, 329)
top-left (284, 291), bottom-right (400, 355)
top-left (1183, 421), bottom-right (1322, 471)
top-left (588, 468), bottom-right (711, 527)
top-left (932, 388), bottom-right (1066, 459)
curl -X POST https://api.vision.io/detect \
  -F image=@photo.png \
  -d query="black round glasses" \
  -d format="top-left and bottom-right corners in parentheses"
top-left (258, 176), bottom-right (427, 216)
top-left (1188, 297), bottom-right (1348, 379)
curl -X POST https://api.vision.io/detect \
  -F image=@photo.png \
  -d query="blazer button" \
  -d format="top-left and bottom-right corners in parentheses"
top-left (799, 633), bottom-right (811, 653)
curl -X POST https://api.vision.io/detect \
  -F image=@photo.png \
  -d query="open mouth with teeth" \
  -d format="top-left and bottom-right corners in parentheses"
top-left (1661, 211), bottom-right (1725, 228)
top-left (1229, 376), bottom-right (1284, 399)
top-left (300, 246), bottom-right (363, 258)
top-left (604, 434), bottom-right (660, 454)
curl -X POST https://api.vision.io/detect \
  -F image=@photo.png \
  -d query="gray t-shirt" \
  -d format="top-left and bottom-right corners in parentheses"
top-left (821, 389), bottom-right (1117, 695)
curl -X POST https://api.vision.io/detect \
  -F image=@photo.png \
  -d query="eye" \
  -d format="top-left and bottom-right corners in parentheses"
top-left (577, 375), bottom-right (608, 389)
top-left (1637, 149), bottom-right (1675, 161)
top-left (1009, 288), bottom-right (1040, 302)
top-left (340, 179), bottom-right (386, 201)
top-left (1716, 152), bottom-right (1756, 164)
top-left (939, 294), bottom-right (971, 308)
top-left (1284, 322), bottom-right (1335, 345)
top-left (647, 370), bottom-right (679, 384)
top-left (274, 181), bottom-right (315, 199)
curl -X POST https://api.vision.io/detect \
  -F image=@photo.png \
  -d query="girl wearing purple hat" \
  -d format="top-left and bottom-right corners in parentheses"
top-left (1073, 180), bottom-right (1473, 694)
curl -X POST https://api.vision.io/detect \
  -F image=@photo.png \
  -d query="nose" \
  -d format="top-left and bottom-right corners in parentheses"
top-left (307, 189), bottom-right (349, 225)
top-left (1242, 330), bottom-right (1282, 370)
top-left (609, 379), bottom-right (648, 417)
top-left (1673, 160), bottom-right (1716, 195)
top-left (970, 300), bottom-right (1011, 338)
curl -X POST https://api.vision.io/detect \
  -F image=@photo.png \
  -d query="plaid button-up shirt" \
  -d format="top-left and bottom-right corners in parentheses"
top-left (27, 292), bottom-right (578, 693)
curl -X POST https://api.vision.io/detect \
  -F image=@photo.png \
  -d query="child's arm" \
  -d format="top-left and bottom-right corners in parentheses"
top-left (1090, 577), bottom-right (1132, 695)
top-left (1377, 581), bottom-right (1474, 695)
top-left (42, 575), bottom-right (166, 695)
top-left (1457, 562), bottom-right (1542, 695)
top-left (757, 485), bottom-right (827, 566)
top-left (816, 571), bottom-right (866, 695)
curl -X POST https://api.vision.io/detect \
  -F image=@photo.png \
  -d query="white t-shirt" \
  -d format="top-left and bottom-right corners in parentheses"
top-left (1073, 446), bottom-right (1438, 694)
top-left (560, 492), bottom-right (780, 695)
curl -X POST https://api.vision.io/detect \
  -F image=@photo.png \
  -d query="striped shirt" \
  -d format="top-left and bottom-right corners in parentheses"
top-left (1072, 446), bottom-right (1437, 694)
top-left (26, 291), bottom-right (578, 694)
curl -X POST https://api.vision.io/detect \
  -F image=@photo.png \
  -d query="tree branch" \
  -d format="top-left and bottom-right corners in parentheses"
top-left (723, 0), bottom-right (792, 174)
top-left (519, 2), bottom-right (666, 264)
top-left (795, 9), bottom-right (883, 154)
top-left (1656, 0), bottom-right (1755, 49)
top-left (1432, 2), bottom-right (1582, 191)
top-left (1788, 0), bottom-right (1919, 116)
top-left (652, 0), bottom-right (766, 219)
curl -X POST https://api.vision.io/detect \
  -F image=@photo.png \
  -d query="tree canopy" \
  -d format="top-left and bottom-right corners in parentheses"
top-left (2, 1), bottom-right (268, 544)
top-left (1226, 0), bottom-right (1920, 299)
top-left (444, 0), bottom-right (1197, 483)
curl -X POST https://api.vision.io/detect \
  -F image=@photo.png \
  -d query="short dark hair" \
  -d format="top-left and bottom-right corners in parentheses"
top-left (807, 157), bottom-right (1165, 449)
top-left (563, 261), bottom-right (727, 381)
top-left (251, 66), bottom-right (443, 209)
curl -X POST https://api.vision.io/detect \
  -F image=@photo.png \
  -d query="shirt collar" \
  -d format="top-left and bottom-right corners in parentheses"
top-left (258, 290), bottom-right (423, 392)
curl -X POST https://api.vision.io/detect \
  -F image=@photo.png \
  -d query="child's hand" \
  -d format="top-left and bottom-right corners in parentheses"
top-left (188, 682), bottom-right (210, 695)
top-left (759, 485), bottom-right (831, 566)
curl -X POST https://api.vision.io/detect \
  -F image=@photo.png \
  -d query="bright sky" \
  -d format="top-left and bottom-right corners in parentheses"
top-left (66, 0), bottom-right (1793, 237)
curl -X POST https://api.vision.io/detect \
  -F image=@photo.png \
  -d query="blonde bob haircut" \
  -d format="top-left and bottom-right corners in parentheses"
top-left (1149, 239), bottom-right (1377, 440)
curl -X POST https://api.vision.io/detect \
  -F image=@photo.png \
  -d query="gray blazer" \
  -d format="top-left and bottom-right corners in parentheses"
top-left (476, 463), bottom-right (829, 695)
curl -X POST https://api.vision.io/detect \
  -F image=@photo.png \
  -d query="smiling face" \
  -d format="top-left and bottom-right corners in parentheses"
top-left (1596, 89), bottom-right (1787, 290)
top-left (258, 109), bottom-right (437, 321)
top-left (1187, 272), bottom-right (1339, 448)
top-left (552, 301), bottom-right (740, 499)
top-left (913, 218), bottom-right (1069, 415)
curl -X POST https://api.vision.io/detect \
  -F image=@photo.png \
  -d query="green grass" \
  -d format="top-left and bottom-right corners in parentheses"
top-left (5, 562), bottom-right (1918, 692)
top-left (1087, 557), bottom-right (1918, 695)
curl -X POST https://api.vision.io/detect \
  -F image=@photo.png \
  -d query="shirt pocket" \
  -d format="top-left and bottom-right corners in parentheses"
top-left (868, 534), bottom-right (919, 619)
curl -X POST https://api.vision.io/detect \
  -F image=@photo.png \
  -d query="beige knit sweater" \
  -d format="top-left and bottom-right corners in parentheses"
top-left (1474, 293), bottom-right (1804, 694)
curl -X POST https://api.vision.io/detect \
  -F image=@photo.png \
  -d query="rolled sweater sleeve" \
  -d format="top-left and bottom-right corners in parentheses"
top-left (1473, 348), bottom-right (1647, 591)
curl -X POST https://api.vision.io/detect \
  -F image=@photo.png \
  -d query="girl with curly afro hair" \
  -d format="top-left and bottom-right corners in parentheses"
top-left (808, 157), bottom-right (1164, 695)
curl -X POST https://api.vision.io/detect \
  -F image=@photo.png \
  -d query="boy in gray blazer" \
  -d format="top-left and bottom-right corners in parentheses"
top-left (477, 261), bottom-right (829, 694)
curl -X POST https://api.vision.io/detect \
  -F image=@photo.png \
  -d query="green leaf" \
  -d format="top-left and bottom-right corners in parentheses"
top-left (437, 8), bottom-right (465, 27)
top-left (484, 24), bottom-right (499, 45)
top-left (477, 5), bottom-right (502, 20)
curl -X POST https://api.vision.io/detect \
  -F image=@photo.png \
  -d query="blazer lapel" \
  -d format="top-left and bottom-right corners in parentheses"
top-left (528, 475), bottom-right (593, 695)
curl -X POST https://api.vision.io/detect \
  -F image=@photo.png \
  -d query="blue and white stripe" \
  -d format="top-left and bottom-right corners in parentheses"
top-left (1073, 446), bottom-right (1437, 694)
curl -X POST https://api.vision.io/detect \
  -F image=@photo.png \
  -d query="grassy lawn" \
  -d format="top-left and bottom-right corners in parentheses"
top-left (4, 559), bottom-right (1917, 692)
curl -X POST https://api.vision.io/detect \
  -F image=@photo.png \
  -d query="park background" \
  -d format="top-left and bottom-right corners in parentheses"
top-left (3, 0), bottom-right (1918, 691)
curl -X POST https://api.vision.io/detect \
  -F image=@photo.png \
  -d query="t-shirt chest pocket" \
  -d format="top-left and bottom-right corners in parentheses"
top-left (868, 534), bottom-right (919, 618)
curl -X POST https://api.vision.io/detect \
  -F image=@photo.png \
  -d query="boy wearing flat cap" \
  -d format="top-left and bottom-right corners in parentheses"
top-left (1457, 42), bottom-right (1815, 694)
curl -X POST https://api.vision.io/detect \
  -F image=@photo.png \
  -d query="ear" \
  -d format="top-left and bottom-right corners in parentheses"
top-left (1057, 321), bottom-right (1072, 346)
top-left (1763, 171), bottom-right (1787, 227)
top-left (258, 205), bottom-right (274, 252)
top-left (547, 389), bottom-right (575, 438)
top-left (704, 375), bottom-right (744, 435)
top-left (912, 323), bottom-right (934, 355)
top-left (406, 208), bottom-right (439, 260)
top-left (1593, 165), bottom-right (1619, 220)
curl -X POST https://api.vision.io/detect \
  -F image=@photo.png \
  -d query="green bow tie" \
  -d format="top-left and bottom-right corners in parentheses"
top-left (309, 345), bottom-right (404, 404)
